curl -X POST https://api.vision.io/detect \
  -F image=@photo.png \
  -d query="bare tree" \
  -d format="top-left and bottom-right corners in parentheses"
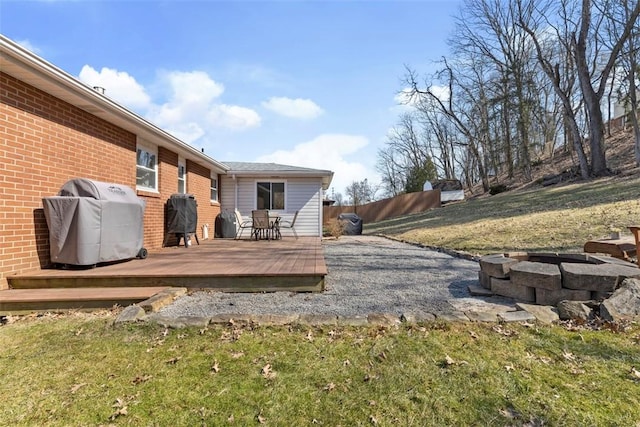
top-left (518, 0), bottom-right (590, 178)
top-left (345, 179), bottom-right (377, 206)
top-left (406, 61), bottom-right (492, 192)
top-left (573, 0), bottom-right (640, 175)
top-left (376, 145), bottom-right (406, 197)
top-left (376, 111), bottom-right (444, 195)
top-left (417, 106), bottom-right (459, 179)
top-left (617, 0), bottom-right (640, 164)
top-left (519, 0), bottom-right (640, 176)
top-left (452, 0), bottom-right (543, 181)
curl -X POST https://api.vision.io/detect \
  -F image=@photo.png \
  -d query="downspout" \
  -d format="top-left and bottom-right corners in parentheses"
top-left (318, 184), bottom-right (323, 237)
top-left (233, 174), bottom-right (238, 211)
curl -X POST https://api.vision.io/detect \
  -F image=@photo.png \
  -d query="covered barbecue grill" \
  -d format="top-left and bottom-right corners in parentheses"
top-left (42, 178), bottom-right (147, 266)
top-left (164, 193), bottom-right (199, 247)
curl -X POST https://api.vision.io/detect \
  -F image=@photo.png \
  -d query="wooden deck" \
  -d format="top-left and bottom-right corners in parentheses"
top-left (583, 236), bottom-right (637, 263)
top-left (1, 237), bottom-right (326, 312)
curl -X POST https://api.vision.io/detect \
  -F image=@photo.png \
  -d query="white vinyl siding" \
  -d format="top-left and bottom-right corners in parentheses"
top-left (220, 175), bottom-right (323, 236)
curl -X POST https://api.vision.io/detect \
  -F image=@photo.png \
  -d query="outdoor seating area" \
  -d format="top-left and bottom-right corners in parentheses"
top-left (235, 209), bottom-right (298, 240)
top-left (250, 209), bottom-right (281, 240)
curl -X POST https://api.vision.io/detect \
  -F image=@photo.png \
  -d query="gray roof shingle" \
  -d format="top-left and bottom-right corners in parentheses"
top-left (222, 161), bottom-right (332, 175)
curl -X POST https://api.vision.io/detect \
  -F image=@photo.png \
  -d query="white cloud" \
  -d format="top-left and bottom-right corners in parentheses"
top-left (207, 104), bottom-right (261, 130)
top-left (161, 70), bottom-right (224, 105)
top-left (430, 85), bottom-right (450, 103)
top-left (255, 134), bottom-right (375, 194)
top-left (262, 97), bottom-right (324, 119)
top-left (16, 39), bottom-right (42, 55)
top-left (78, 66), bottom-right (261, 142)
top-left (394, 88), bottom-right (417, 106)
top-left (78, 65), bottom-right (151, 110)
top-left (393, 85), bottom-right (450, 111)
top-left (136, 70), bottom-right (261, 141)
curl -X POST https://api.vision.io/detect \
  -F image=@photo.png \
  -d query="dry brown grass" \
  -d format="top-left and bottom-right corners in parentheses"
top-left (366, 175), bottom-right (640, 255)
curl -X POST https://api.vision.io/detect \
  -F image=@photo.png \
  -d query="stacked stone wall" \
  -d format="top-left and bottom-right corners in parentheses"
top-left (479, 252), bottom-right (640, 306)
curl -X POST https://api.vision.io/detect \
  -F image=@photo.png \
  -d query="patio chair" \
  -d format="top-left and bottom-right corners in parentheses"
top-left (278, 210), bottom-right (299, 239)
top-left (234, 209), bottom-right (253, 239)
top-left (252, 209), bottom-right (271, 240)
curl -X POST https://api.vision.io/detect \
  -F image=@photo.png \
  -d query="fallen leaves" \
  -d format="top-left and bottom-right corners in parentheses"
top-left (630, 366), bottom-right (640, 382)
top-left (492, 325), bottom-right (519, 337)
top-left (363, 373), bottom-right (379, 382)
top-left (109, 398), bottom-right (128, 421)
top-left (441, 354), bottom-right (469, 368)
top-left (132, 374), bottom-right (152, 385)
top-left (444, 355), bottom-right (456, 366)
top-left (70, 383), bottom-right (87, 394)
top-left (261, 364), bottom-right (277, 380)
top-left (166, 357), bottom-right (181, 365)
top-left (210, 360), bottom-right (220, 374)
top-left (499, 406), bottom-right (521, 420)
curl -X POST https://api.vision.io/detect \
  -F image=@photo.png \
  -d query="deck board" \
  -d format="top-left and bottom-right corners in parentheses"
top-left (0, 286), bottom-right (169, 312)
top-left (8, 237), bottom-right (326, 292)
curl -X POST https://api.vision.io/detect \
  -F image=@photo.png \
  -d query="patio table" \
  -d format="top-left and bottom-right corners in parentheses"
top-left (251, 210), bottom-right (281, 240)
top-left (270, 214), bottom-right (282, 240)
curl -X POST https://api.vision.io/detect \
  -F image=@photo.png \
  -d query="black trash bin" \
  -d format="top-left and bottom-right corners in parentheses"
top-left (215, 210), bottom-right (237, 238)
top-left (338, 213), bottom-right (363, 235)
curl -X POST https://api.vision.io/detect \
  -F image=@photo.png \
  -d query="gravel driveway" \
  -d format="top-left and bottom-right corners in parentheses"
top-left (158, 235), bottom-right (515, 318)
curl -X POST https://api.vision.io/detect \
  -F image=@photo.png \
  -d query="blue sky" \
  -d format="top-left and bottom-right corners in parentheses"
top-left (1, 0), bottom-right (460, 195)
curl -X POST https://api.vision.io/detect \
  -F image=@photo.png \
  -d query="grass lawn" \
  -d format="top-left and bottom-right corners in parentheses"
top-left (1, 313), bottom-right (639, 426)
top-left (366, 176), bottom-right (640, 255)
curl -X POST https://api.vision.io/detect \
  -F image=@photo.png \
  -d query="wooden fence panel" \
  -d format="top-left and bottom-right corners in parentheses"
top-left (323, 190), bottom-right (441, 225)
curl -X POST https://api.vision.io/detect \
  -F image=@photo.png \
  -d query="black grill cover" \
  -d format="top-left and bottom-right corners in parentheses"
top-left (338, 213), bottom-right (363, 235)
top-left (166, 194), bottom-right (198, 235)
top-left (215, 210), bottom-right (237, 238)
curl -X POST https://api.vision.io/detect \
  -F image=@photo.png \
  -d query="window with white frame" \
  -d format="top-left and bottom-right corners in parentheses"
top-left (257, 181), bottom-right (285, 210)
top-left (177, 157), bottom-right (186, 194)
top-left (136, 143), bottom-right (158, 191)
top-left (210, 175), bottom-right (218, 202)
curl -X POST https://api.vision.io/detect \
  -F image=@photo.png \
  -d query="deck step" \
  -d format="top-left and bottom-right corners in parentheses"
top-left (0, 286), bottom-right (169, 313)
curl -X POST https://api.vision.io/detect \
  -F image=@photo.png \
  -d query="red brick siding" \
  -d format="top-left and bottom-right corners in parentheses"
top-left (187, 160), bottom-right (220, 239)
top-left (0, 72), bottom-right (217, 288)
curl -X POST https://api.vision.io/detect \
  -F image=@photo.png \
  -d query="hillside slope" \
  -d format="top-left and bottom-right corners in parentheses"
top-left (366, 130), bottom-right (640, 255)
top-left (467, 129), bottom-right (639, 198)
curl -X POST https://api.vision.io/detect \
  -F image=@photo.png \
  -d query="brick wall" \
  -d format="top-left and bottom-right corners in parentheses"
top-left (187, 160), bottom-right (220, 240)
top-left (0, 72), bottom-right (218, 288)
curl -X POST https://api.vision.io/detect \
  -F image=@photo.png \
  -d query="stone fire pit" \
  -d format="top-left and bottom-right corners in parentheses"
top-left (479, 252), bottom-right (640, 306)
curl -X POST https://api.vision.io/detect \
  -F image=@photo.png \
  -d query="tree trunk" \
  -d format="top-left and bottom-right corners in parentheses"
top-left (566, 111), bottom-right (591, 180)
